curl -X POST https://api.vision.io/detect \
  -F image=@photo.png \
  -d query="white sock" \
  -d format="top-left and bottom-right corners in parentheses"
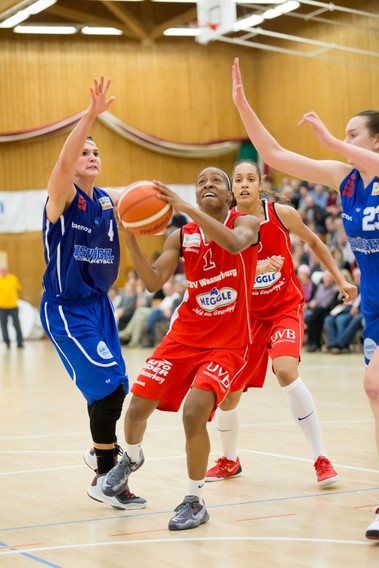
top-left (282, 377), bottom-right (326, 460)
top-left (187, 478), bottom-right (205, 501)
top-left (216, 407), bottom-right (240, 461)
top-left (124, 443), bottom-right (142, 463)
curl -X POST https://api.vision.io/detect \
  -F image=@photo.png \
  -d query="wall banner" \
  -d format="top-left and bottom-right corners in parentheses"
top-left (0, 186), bottom-right (196, 233)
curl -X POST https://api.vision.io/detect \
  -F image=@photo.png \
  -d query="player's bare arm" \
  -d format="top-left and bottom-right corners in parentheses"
top-left (123, 229), bottom-right (181, 292)
top-left (154, 179), bottom-right (259, 253)
top-left (47, 77), bottom-right (115, 223)
top-left (278, 204), bottom-right (357, 304)
top-left (232, 58), bottom-right (342, 189)
top-left (300, 111), bottom-right (379, 175)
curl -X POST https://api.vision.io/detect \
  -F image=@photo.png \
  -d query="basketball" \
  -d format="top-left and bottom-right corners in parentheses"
top-left (118, 181), bottom-right (173, 236)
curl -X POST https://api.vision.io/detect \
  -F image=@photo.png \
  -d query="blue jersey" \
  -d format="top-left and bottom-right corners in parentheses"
top-left (42, 184), bottom-right (120, 300)
top-left (340, 170), bottom-right (379, 319)
top-left (40, 184), bottom-right (127, 403)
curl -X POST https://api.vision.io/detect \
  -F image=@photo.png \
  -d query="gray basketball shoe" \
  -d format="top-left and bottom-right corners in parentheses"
top-left (102, 450), bottom-right (145, 496)
top-left (168, 495), bottom-right (210, 531)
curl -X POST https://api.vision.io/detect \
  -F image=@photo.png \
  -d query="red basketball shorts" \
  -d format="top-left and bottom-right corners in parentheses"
top-left (131, 335), bottom-right (248, 419)
top-left (232, 308), bottom-right (304, 391)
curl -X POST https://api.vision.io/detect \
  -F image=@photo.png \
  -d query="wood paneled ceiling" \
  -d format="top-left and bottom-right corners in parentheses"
top-left (0, 0), bottom-right (377, 64)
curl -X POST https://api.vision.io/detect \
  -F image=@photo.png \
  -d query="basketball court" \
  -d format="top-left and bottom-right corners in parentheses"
top-left (0, 339), bottom-right (378, 567)
top-left (0, 1), bottom-right (378, 566)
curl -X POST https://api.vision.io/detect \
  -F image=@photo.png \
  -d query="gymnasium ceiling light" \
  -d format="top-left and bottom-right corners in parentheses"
top-left (26, 0), bottom-right (56, 15)
top-left (164, 27), bottom-right (200, 36)
top-left (0, 0), bottom-right (56, 28)
top-left (234, 0), bottom-right (299, 31)
top-left (0, 10), bottom-right (29, 27)
top-left (14, 24), bottom-right (76, 34)
top-left (236, 1), bottom-right (285, 3)
top-left (81, 26), bottom-right (123, 35)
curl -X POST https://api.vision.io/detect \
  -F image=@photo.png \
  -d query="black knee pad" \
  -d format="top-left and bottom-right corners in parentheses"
top-left (88, 384), bottom-right (126, 443)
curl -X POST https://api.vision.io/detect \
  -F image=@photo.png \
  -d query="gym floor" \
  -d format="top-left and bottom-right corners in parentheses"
top-left (0, 339), bottom-right (378, 567)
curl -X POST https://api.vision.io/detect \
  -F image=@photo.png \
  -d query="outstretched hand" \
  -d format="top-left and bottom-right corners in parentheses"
top-left (232, 57), bottom-right (246, 107)
top-left (88, 76), bottom-right (115, 117)
top-left (298, 111), bottom-right (336, 149)
top-left (152, 180), bottom-right (190, 214)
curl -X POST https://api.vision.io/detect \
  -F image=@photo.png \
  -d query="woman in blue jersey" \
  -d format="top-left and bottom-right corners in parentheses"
top-left (231, 58), bottom-right (379, 540)
top-left (40, 76), bottom-right (145, 511)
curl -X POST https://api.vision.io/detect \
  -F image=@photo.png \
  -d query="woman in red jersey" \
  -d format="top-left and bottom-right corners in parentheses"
top-left (206, 159), bottom-right (356, 487)
top-left (102, 167), bottom-right (260, 531)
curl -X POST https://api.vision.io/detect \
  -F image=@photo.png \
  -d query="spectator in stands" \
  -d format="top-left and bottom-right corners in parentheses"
top-left (109, 286), bottom-right (124, 328)
top-left (143, 278), bottom-right (186, 347)
top-left (117, 277), bottom-right (139, 332)
top-left (278, 182), bottom-right (296, 207)
top-left (325, 267), bottom-right (363, 352)
top-left (0, 265), bottom-right (24, 349)
top-left (167, 208), bottom-right (188, 231)
top-left (296, 182), bottom-right (313, 210)
top-left (312, 184), bottom-right (329, 209)
top-left (297, 264), bottom-right (317, 309)
top-left (299, 194), bottom-right (329, 241)
top-left (325, 186), bottom-right (341, 217)
top-left (330, 245), bottom-right (353, 276)
top-left (337, 229), bottom-right (357, 272)
top-left (304, 271), bottom-right (339, 352)
top-left (119, 278), bottom-right (183, 348)
top-left (118, 279), bottom-right (153, 346)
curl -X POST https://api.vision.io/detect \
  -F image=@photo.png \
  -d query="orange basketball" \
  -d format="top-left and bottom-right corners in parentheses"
top-left (118, 181), bottom-right (173, 236)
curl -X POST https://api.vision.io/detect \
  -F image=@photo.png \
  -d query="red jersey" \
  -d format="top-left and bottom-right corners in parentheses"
top-left (168, 209), bottom-right (259, 348)
top-left (239, 200), bottom-right (304, 320)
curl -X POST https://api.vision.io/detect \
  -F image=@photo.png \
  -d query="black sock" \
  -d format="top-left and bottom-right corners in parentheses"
top-left (94, 448), bottom-right (115, 475)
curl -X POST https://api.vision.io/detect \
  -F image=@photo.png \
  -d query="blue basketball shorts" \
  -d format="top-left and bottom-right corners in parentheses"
top-left (40, 293), bottom-right (128, 404)
top-left (362, 314), bottom-right (379, 367)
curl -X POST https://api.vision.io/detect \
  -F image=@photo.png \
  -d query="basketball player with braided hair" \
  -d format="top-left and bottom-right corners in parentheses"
top-left (102, 167), bottom-right (260, 531)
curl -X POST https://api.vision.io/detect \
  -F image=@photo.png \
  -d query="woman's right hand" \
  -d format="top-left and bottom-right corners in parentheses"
top-left (298, 111), bottom-right (336, 149)
top-left (88, 76), bottom-right (115, 117)
top-left (232, 57), bottom-right (247, 108)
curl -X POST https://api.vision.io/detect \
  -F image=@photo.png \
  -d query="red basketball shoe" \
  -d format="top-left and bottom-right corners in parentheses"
top-left (314, 456), bottom-right (339, 487)
top-left (205, 456), bottom-right (242, 481)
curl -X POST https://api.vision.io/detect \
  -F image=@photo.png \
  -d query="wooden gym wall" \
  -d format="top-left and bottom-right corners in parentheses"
top-left (253, 0), bottom-right (378, 173)
top-left (0, 39), bottom-right (254, 306)
top-left (0, 0), bottom-right (377, 307)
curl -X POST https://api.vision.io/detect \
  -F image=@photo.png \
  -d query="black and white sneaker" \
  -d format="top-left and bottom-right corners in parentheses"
top-left (366, 507), bottom-right (379, 540)
top-left (83, 444), bottom-right (123, 472)
top-left (168, 495), bottom-right (209, 531)
top-left (87, 474), bottom-right (146, 510)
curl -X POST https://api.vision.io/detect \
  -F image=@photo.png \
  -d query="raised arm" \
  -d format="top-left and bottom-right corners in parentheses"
top-left (47, 76), bottom-right (115, 221)
top-left (232, 58), bottom-right (349, 189)
top-left (153, 180), bottom-right (260, 253)
top-left (278, 204), bottom-right (357, 304)
top-left (299, 111), bottom-right (379, 174)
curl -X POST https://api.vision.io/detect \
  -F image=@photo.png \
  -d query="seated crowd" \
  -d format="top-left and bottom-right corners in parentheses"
top-left (111, 271), bottom-right (186, 349)
top-left (277, 176), bottom-right (363, 353)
